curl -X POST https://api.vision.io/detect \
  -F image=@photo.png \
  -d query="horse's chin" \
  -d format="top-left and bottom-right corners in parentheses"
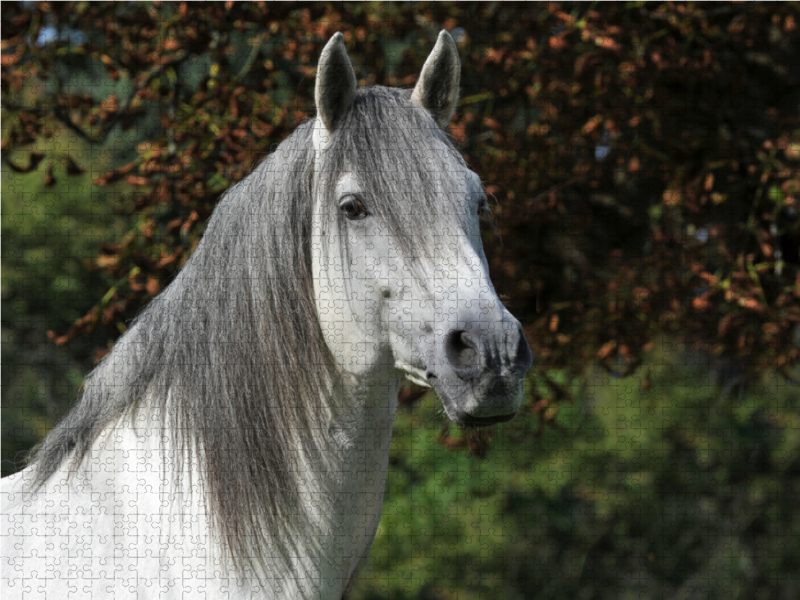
top-left (427, 373), bottom-right (521, 428)
top-left (449, 409), bottom-right (517, 428)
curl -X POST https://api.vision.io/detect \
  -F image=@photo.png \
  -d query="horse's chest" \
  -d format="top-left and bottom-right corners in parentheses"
top-left (2, 428), bottom-right (219, 600)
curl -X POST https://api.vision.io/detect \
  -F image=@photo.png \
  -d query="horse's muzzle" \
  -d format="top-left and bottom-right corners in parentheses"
top-left (428, 320), bottom-right (533, 427)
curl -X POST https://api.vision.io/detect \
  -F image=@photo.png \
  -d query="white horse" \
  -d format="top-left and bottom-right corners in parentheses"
top-left (2, 31), bottom-right (532, 599)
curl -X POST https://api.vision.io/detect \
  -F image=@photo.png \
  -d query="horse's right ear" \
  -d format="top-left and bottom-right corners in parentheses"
top-left (315, 32), bottom-right (357, 142)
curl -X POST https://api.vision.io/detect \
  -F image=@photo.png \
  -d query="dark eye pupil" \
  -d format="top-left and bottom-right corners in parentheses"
top-left (342, 198), bottom-right (366, 219)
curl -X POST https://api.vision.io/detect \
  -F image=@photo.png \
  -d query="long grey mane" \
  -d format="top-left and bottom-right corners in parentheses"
top-left (28, 86), bottom-right (469, 578)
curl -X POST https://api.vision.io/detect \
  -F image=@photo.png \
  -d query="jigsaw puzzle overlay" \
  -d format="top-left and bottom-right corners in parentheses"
top-left (3, 4), bottom-right (800, 600)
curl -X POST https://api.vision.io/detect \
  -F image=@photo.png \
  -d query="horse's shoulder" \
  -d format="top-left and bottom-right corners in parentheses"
top-left (1, 466), bottom-right (42, 511)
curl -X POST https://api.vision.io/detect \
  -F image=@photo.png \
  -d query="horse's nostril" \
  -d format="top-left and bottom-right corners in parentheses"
top-left (446, 330), bottom-right (481, 374)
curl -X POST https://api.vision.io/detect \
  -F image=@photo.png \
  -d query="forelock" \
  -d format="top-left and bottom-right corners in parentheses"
top-left (317, 87), bottom-right (471, 269)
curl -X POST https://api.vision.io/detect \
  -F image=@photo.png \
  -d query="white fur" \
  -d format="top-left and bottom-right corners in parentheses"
top-left (2, 386), bottom-right (396, 599)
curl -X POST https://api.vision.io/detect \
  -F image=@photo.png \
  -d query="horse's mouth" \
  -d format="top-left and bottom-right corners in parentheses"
top-left (452, 411), bottom-right (516, 428)
top-left (427, 372), bottom-right (519, 428)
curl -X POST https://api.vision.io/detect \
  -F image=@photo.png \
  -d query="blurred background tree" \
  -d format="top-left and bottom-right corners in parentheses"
top-left (3, 2), bottom-right (800, 599)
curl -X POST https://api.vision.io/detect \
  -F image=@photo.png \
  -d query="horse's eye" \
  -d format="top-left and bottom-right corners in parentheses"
top-left (340, 197), bottom-right (368, 220)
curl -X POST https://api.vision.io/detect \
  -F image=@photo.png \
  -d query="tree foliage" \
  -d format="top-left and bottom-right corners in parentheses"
top-left (360, 355), bottom-right (800, 600)
top-left (4, 3), bottom-right (800, 380)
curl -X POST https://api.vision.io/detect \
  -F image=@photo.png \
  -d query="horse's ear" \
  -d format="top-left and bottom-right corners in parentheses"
top-left (315, 32), bottom-right (357, 136)
top-left (411, 30), bottom-right (461, 128)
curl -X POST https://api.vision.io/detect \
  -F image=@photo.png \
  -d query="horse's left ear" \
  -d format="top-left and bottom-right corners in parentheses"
top-left (411, 30), bottom-right (461, 128)
top-left (315, 32), bottom-right (357, 137)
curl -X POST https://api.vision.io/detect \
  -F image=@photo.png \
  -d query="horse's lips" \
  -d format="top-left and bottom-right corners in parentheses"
top-left (456, 411), bottom-right (516, 427)
top-left (426, 373), bottom-right (518, 428)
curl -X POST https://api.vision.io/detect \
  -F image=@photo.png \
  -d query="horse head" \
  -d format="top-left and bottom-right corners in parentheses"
top-left (311, 32), bottom-right (533, 427)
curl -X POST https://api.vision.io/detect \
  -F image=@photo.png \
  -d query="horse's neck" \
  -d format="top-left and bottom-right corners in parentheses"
top-left (2, 375), bottom-right (401, 600)
top-left (103, 376), bottom-right (401, 590)
top-left (316, 373), bottom-right (402, 578)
